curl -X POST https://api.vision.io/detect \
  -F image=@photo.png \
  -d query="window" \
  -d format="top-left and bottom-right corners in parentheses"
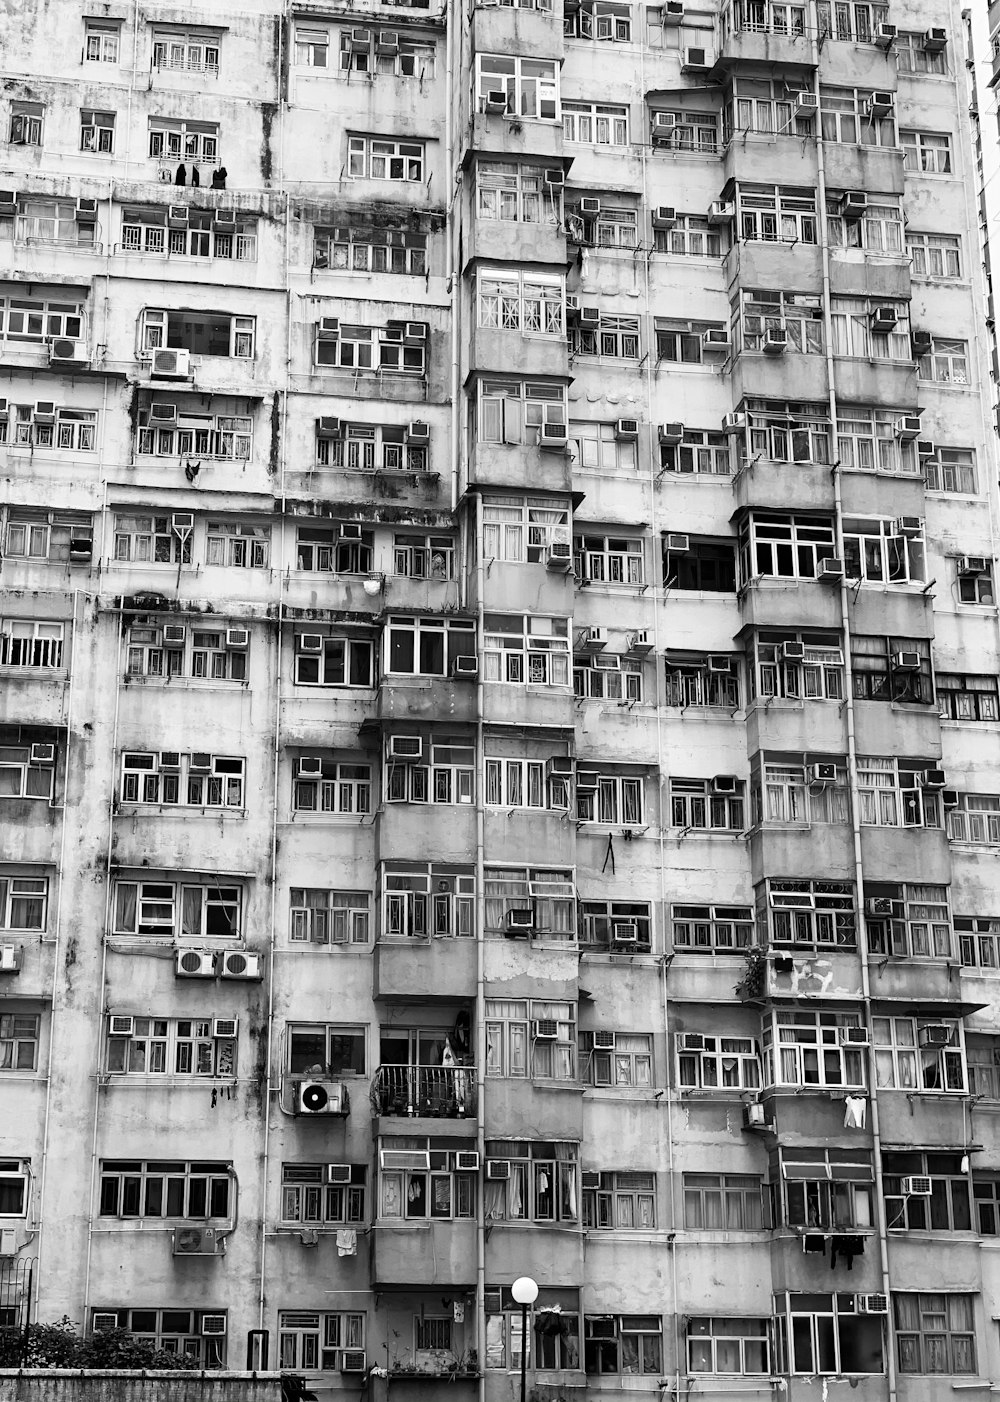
top-left (738, 512), bottom-right (836, 582)
top-left (570, 421), bottom-right (638, 472)
top-left (771, 1149), bottom-right (872, 1229)
top-left (562, 102), bottom-right (629, 144)
top-left (565, 2), bottom-right (632, 39)
top-left (293, 759), bottom-right (372, 817)
top-left (347, 135), bottom-right (425, 181)
top-left (120, 752), bottom-right (245, 810)
top-left (669, 778), bottom-right (745, 832)
top-left (123, 209), bottom-right (257, 262)
top-left (918, 337), bottom-right (968, 384)
top-left (749, 632), bottom-right (844, 702)
top-left (872, 1017), bottom-right (966, 1092)
top-left (574, 534), bottom-right (644, 586)
top-left (476, 162), bottom-right (554, 224)
top-left (4, 405), bottom-right (96, 450)
top-left (0, 1015), bottom-right (40, 1071)
top-left (671, 904), bottom-right (754, 953)
top-left (113, 513), bottom-right (190, 565)
top-left (828, 200), bottom-right (903, 255)
top-left (278, 1313), bottom-right (364, 1373)
top-left (957, 560), bottom-right (994, 604)
top-left (683, 1173), bottom-right (762, 1229)
top-left (338, 30), bottom-right (436, 76)
top-left (582, 202), bottom-right (640, 248)
top-left (833, 406), bottom-right (919, 475)
top-left (820, 87), bottom-right (896, 146)
top-left (894, 1294), bottom-right (976, 1374)
top-left (907, 231), bottom-right (961, 277)
top-left (388, 740), bottom-right (474, 807)
top-left (725, 79), bottom-right (815, 138)
top-left (577, 772), bottom-right (644, 826)
top-left (484, 754), bottom-right (562, 811)
top-left (856, 757), bottom-right (942, 829)
top-left (288, 1025), bottom-right (366, 1077)
top-left (475, 55), bottom-right (559, 119)
top-left (9, 103), bottom-right (44, 146)
top-left (845, 517), bottom-right (926, 585)
top-left (739, 401), bottom-right (833, 468)
top-left (570, 313), bottom-right (640, 359)
top-left (580, 1032), bottom-right (652, 1087)
top-left (863, 883), bottom-right (950, 959)
top-left (763, 1011), bottom-right (867, 1089)
top-left (80, 109), bottom-right (115, 153)
top-left (830, 297), bottom-right (912, 361)
top-left (958, 917), bottom-right (1000, 970)
top-left (483, 613), bottom-right (569, 686)
top-left (937, 673), bottom-right (998, 722)
top-left (677, 1035), bottom-right (761, 1091)
top-left (883, 1152), bottom-right (970, 1232)
top-left (99, 1161), bottom-right (230, 1220)
top-left (761, 878), bottom-right (855, 946)
top-left (380, 868), bottom-right (474, 940)
top-left (152, 31), bottom-right (220, 73)
top-left (293, 634), bottom-right (374, 688)
top-left (485, 1001), bottom-right (576, 1079)
top-left (0, 1163), bottom-right (28, 1215)
top-left (817, 1), bottom-right (888, 41)
top-left (585, 1317), bottom-right (661, 1375)
top-left (659, 429), bottom-right (730, 474)
top-left (0, 620), bottom-right (64, 670)
top-left (482, 496), bottom-right (571, 562)
top-left (281, 1164), bottom-right (366, 1225)
top-left (656, 109), bottom-right (720, 152)
top-left (726, 0), bottom-right (807, 34)
top-left (775, 1294), bottom-right (884, 1374)
top-left (925, 447), bottom-right (977, 494)
top-left (485, 1289), bottom-right (579, 1370)
top-left (296, 526), bottom-right (373, 574)
top-left (738, 185), bottom-right (817, 244)
top-left (578, 901), bottom-right (652, 952)
top-left (484, 1140), bottom-right (578, 1218)
top-left (0, 875), bottom-right (46, 930)
top-left (16, 200), bottom-right (96, 249)
top-left (316, 422), bottom-right (427, 473)
top-left (583, 1172), bottom-right (656, 1229)
top-left (901, 130), bottom-right (952, 173)
top-left (687, 1318), bottom-right (770, 1374)
top-left (484, 867), bottom-right (574, 939)
top-left (113, 880), bottom-right (240, 938)
top-left (140, 309), bottom-right (254, 359)
top-left (85, 21), bottom-right (120, 61)
top-left (664, 539), bottom-right (737, 592)
top-left (0, 746), bottom-right (55, 801)
top-left (106, 1017), bottom-right (237, 1077)
top-left (314, 322), bottom-right (426, 374)
top-left (851, 636), bottom-right (933, 704)
top-left (947, 794), bottom-right (1000, 844)
top-left (91, 1311), bottom-right (226, 1367)
top-left (574, 654), bottom-right (643, 702)
top-left (967, 1039), bottom-right (1000, 1096)
top-left (204, 522), bottom-right (269, 568)
top-left (148, 119), bottom-right (219, 165)
top-left (664, 654), bottom-right (740, 708)
top-left (125, 623), bottom-right (247, 684)
top-left (0, 293), bottom-right (83, 343)
top-left (477, 378), bottom-right (565, 446)
top-left (290, 890), bottom-right (370, 945)
top-left (974, 1176), bottom-right (1000, 1231)
top-left (377, 1141), bottom-right (477, 1221)
top-left (655, 215), bottom-right (724, 257)
top-left (386, 615), bottom-right (476, 677)
top-left (315, 225), bottom-right (426, 274)
top-left (295, 25), bottom-right (330, 65)
top-left (740, 289), bottom-right (828, 355)
top-left (478, 271), bottom-right (563, 335)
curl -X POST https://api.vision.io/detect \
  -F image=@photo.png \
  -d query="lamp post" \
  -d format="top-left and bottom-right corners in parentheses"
top-left (511, 1276), bottom-right (538, 1402)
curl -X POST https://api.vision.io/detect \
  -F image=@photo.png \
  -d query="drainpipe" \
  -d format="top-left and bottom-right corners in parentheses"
top-left (809, 9), bottom-right (896, 1397)
top-left (474, 494), bottom-right (487, 1402)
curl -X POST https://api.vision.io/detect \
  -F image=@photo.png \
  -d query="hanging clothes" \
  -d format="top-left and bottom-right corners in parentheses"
top-left (336, 1228), bottom-right (357, 1257)
top-left (844, 1095), bottom-right (867, 1129)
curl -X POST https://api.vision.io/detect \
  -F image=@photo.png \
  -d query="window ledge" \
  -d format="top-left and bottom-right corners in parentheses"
top-left (102, 1075), bottom-right (239, 1088)
top-left (115, 806), bottom-right (247, 819)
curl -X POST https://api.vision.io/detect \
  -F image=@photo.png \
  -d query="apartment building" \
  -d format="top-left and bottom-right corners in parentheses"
top-left (1, 0), bottom-right (1000, 1393)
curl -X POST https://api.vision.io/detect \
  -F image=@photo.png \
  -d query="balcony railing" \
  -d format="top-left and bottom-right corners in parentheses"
top-left (372, 1064), bottom-right (476, 1118)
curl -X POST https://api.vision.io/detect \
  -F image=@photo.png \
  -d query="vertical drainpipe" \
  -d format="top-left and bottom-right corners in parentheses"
top-left (474, 495), bottom-right (487, 1402)
top-left (808, 8), bottom-right (896, 1397)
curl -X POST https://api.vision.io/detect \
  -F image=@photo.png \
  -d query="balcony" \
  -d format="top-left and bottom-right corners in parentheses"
top-left (466, 114), bottom-right (564, 164)
top-left (372, 1219), bottom-right (477, 1288)
top-left (372, 1064), bottom-right (477, 1121)
top-left (822, 142), bottom-right (904, 196)
top-left (375, 937), bottom-right (477, 1000)
top-left (731, 458), bottom-right (836, 514)
top-left (469, 327), bottom-right (568, 379)
top-left (471, 3), bottom-right (561, 56)
top-left (468, 441), bottom-right (574, 495)
top-left (715, 23), bottom-right (816, 71)
top-left (738, 578), bottom-right (843, 633)
top-left (373, 673), bottom-right (479, 727)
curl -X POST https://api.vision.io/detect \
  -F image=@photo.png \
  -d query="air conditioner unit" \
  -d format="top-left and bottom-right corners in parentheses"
top-left (959, 555), bottom-right (990, 575)
top-left (109, 1015), bottom-right (135, 1037)
top-left (176, 949), bottom-right (216, 978)
top-left (0, 946), bottom-right (21, 974)
top-left (150, 402), bottom-right (178, 424)
top-left (376, 29), bottom-right (400, 52)
top-left (317, 417), bottom-right (341, 437)
top-left (577, 197), bottom-right (600, 218)
top-left (533, 1019), bottom-right (559, 1040)
top-left (0, 191), bottom-right (17, 217)
top-left (612, 922), bottom-right (639, 944)
top-left (707, 200), bottom-right (735, 224)
top-left (742, 1101), bottom-right (768, 1129)
top-left (298, 756), bottom-right (324, 777)
top-left (811, 763), bottom-right (838, 784)
top-left (702, 328), bottom-right (731, 352)
top-left (874, 21), bottom-right (897, 47)
top-left (593, 1029), bottom-right (616, 1049)
top-left (918, 1024), bottom-right (951, 1048)
top-left (546, 541), bottom-right (573, 571)
top-left (34, 402), bottom-right (56, 423)
top-left (900, 1175), bottom-right (933, 1196)
top-left (486, 1159), bottom-right (511, 1180)
top-left (782, 641), bottom-right (805, 661)
top-left (544, 168), bottom-right (565, 188)
top-left (581, 1170), bottom-right (602, 1189)
top-left (839, 1026), bottom-right (870, 1046)
top-left (657, 423), bottom-right (684, 447)
top-left (223, 950), bottom-right (263, 982)
top-left (350, 24), bottom-right (372, 47)
top-left (539, 421), bottom-right (568, 450)
top-left (546, 757), bottom-right (573, 780)
top-left (652, 112), bottom-right (676, 143)
top-left (451, 655), bottom-right (480, 678)
top-left (213, 210), bottom-right (236, 231)
top-left (340, 523), bottom-right (363, 539)
top-left (793, 92), bottom-right (819, 117)
top-left (578, 305), bottom-right (601, 328)
top-left (213, 1017), bottom-right (239, 1040)
top-left (50, 339), bottom-right (89, 365)
top-left (942, 788), bottom-right (961, 808)
top-left (712, 774), bottom-right (738, 794)
top-left (226, 627), bottom-right (249, 649)
top-left (895, 416), bottom-right (922, 440)
top-left (866, 91), bottom-right (894, 119)
top-left (163, 624), bottom-right (187, 644)
top-left (581, 626), bottom-right (607, 652)
top-left (404, 323), bottom-right (427, 343)
top-left (455, 1151), bottom-right (480, 1171)
top-left (917, 440), bottom-right (936, 460)
top-left (484, 90), bottom-right (508, 113)
top-left (722, 412), bottom-right (747, 433)
top-left (389, 735), bottom-right (422, 760)
top-left (894, 650), bottom-right (921, 670)
top-left (858, 1294), bottom-right (889, 1314)
top-left (910, 330), bottom-right (932, 356)
top-left (340, 1351), bottom-right (367, 1374)
top-left (160, 751), bottom-right (181, 769)
top-left (168, 204), bottom-right (189, 227)
top-left (296, 1079), bottom-right (348, 1116)
top-left (840, 191), bottom-right (867, 220)
top-left (664, 533), bottom-right (690, 552)
top-left (615, 418), bottom-right (640, 441)
top-left (151, 348), bottom-right (192, 379)
top-left (871, 305), bottom-right (898, 334)
top-left (678, 1032), bottom-right (705, 1050)
top-left (924, 26), bottom-right (947, 51)
top-left (0, 400), bottom-right (7, 421)
top-left (707, 655), bottom-right (731, 673)
top-left (173, 1225), bottom-right (222, 1257)
top-left (576, 774), bottom-right (599, 793)
top-left (406, 420), bottom-right (430, 444)
top-left (74, 197), bottom-right (99, 219)
top-left (506, 908), bottom-right (534, 933)
top-left (818, 557), bottom-right (844, 582)
top-left (895, 516), bottom-right (922, 537)
top-left (299, 634), bottom-right (324, 653)
top-left (762, 327), bottom-right (787, 355)
top-left (326, 1163), bottom-right (352, 1184)
top-left (627, 630), bottom-right (653, 655)
top-left (93, 1314), bottom-right (119, 1333)
top-left (652, 206), bottom-right (677, 229)
top-left (682, 46), bottom-right (709, 70)
top-left (865, 897), bottom-right (894, 917)
top-left (0, 1228), bottom-right (16, 1257)
top-left (318, 319), bottom-right (340, 341)
top-left (202, 1316), bottom-right (228, 1337)
top-left (29, 742), bottom-right (55, 763)
top-left (662, 0), bottom-right (684, 19)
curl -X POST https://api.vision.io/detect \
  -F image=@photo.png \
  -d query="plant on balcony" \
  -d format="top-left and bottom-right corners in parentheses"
top-left (735, 944), bottom-right (766, 1000)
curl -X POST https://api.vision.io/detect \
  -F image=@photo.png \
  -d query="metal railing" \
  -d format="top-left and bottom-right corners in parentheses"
top-left (372, 1063), bottom-right (476, 1118)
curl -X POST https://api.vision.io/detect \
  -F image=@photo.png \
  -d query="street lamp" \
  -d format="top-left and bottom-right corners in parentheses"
top-left (511, 1276), bottom-right (538, 1402)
